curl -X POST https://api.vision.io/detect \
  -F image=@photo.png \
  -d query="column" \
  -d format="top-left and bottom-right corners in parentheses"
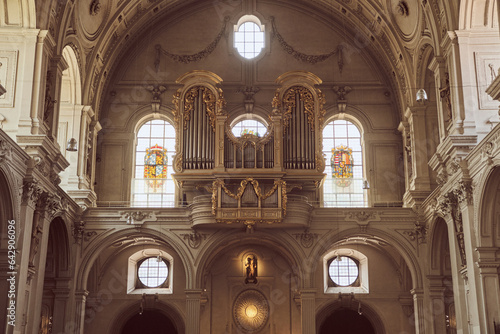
top-left (427, 276), bottom-right (448, 334)
top-left (300, 289), bottom-right (316, 334)
top-left (185, 289), bottom-right (203, 334)
top-left (11, 181), bottom-right (43, 334)
top-left (442, 212), bottom-right (470, 334)
top-left (25, 204), bottom-right (51, 334)
top-left (458, 185), bottom-right (484, 333)
top-left (73, 290), bottom-right (89, 334)
top-left (411, 288), bottom-right (426, 334)
top-left (475, 248), bottom-right (500, 333)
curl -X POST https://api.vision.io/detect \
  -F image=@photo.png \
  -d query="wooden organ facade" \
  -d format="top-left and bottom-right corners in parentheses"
top-left (172, 70), bottom-right (325, 227)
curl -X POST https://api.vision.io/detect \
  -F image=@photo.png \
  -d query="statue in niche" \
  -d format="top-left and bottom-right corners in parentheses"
top-left (245, 255), bottom-right (258, 284)
top-left (439, 72), bottom-right (452, 122)
top-left (43, 71), bottom-right (56, 125)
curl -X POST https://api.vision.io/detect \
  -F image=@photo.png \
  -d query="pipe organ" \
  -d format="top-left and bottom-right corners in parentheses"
top-left (173, 71), bottom-right (324, 225)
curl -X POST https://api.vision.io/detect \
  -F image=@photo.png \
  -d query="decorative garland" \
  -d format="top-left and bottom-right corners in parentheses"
top-left (155, 16), bottom-right (229, 64)
top-left (271, 16), bottom-right (343, 67)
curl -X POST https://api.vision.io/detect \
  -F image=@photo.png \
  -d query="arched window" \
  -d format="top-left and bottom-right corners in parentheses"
top-left (234, 16), bottom-right (265, 59)
top-left (322, 119), bottom-right (366, 207)
top-left (132, 119), bottom-right (175, 207)
top-left (231, 118), bottom-right (268, 137)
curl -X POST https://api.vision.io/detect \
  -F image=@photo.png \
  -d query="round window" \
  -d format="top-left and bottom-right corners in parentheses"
top-left (138, 257), bottom-right (168, 288)
top-left (234, 22), bottom-right (264, 59)
top-left (328, 256), bottom-right (359, 286)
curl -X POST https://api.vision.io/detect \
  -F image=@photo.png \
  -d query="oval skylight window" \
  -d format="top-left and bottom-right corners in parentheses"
top-left (234, 22), bottom-right (264, 59)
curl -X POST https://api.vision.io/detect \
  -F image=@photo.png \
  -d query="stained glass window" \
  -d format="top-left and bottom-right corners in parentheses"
top-left (144, 144), bottom-right (168, 191)
top-left (331, 145), bottom-right (354, 187)
top-left (323, 120), bottom-right (366, 207)
top-left (132, 120), bottom-right (175, 207)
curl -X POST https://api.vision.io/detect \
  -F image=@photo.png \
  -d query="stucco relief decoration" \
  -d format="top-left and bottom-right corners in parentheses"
top-left (77, 0), bottom-right (109, 40)
top-left (271, 17), bottom-right (343, 70)
top-left (72, 221), bottom-right (85, 244)
top-left (181, 230), bottom-right (206, 249)
top-left (435, 191), bottom-right (467, 267)
top-left (294, 228), bottom-right (318, 248)
top-left (22, 180), bottom-right (44, 207)
top-left (120, 211), bottom-right (157, 225)
top-left (0, 138), bottom-right (12, 164)
top-left (89, 0), bottom-right (101, 16)
top-left (233, 289), bottom-right (269, 333)
top-left (396, 1), bottom-right (409, 16)
top-left (0, 50), bottom-right (18, 107)
top-left (404, 222), bottom-right (428, 244)
top-left (155, 17), bottom-right (229, 65)
top-left (43, 71), bottom-right (56, 125)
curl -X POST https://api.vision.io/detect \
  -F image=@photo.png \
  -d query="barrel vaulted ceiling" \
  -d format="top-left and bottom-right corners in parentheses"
top-left (32, 0), bottom-right (485, 119)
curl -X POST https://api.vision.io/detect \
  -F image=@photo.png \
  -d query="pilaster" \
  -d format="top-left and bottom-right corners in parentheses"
top-left (185, 289), bottom-right (203, 334)
top-left (299, 289), bottom-right (316, 334)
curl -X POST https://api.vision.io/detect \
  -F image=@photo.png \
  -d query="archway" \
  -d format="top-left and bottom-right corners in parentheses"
top-left (121, 310), bottom-right (177, 334)
top-left (319, 308), bottom-right (376, 334)
top-left (39, 217), bottom-right (71, 334)
top-left (0, 169), bottom-right (14, 331)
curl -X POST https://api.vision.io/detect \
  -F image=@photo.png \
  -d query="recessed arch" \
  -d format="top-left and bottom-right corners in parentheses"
top-left (194, 230), bottom-right (305, 288)
top-left (477, 165), bottom-right (500, 248)
top-left (316, 299), bottom-right (385, 334)
top-left (110, 300), bottom-right (185, 334)
top-left (76, 228), bottom-right (193, 292)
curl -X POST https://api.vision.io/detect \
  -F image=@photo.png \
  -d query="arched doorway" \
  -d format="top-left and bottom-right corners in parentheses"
top-left (319, 308), bottom-right (376, 334)
top-left (121, 310), bottom-right (177, 334)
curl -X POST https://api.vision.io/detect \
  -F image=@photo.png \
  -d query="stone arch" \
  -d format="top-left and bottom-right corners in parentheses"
top-left (59, 44), bottom-right (83, 187)
top-left (194, 230), bottom-right (305, 288)
top-left (477, 165), bottom-right (500, 248)
top-left (76, 228), bottom-right (193, 291)
top-left (110, 300), bottom-right (185, 334)
top-left (316, 298), bottom-right (385, 334)
top-left (308, 226), bottom-right (423, 290)
top-left (0, 168), bottom-right (15, 331)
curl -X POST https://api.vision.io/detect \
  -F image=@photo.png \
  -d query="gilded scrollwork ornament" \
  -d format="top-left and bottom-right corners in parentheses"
top-left (282, 86), bottom-right (315, 131)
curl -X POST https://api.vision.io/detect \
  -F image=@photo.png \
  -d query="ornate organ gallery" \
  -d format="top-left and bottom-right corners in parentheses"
top-left (171, 71), bottom-right (325, 227)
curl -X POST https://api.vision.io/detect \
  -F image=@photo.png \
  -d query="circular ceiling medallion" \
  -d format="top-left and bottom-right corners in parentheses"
top-left (77, 0), bottom-right (110, 40)
top-left (388, 0), bottom-right (421, 42)
top-left (233, 289), bottom-right (269, 333)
